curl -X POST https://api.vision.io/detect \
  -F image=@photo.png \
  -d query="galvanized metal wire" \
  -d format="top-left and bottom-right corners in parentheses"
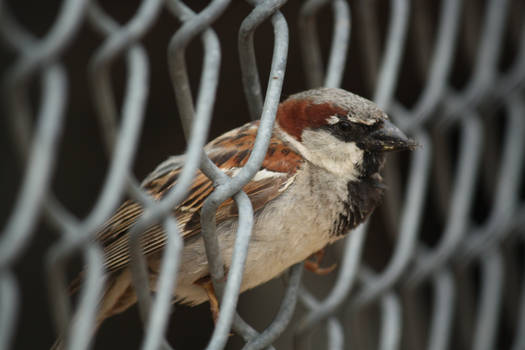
top-left (1, 0), bottom-right (524, 349)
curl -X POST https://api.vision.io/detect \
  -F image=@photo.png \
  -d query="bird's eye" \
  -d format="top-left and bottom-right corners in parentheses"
top-left (338, 120), bottom-right (352, 131)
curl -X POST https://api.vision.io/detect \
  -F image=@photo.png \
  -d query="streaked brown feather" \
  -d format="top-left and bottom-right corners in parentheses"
top-left (98, 121), bottom-right (303, 273)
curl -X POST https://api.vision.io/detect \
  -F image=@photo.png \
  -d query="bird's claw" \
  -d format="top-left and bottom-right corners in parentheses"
top-left (304, 249), bottom-right (337, 275)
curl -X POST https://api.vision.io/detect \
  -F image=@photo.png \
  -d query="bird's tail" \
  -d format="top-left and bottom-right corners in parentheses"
top-left (49, 268), bottom-right (136, 350)
top-left (49, 313), bottom-right (106, 350)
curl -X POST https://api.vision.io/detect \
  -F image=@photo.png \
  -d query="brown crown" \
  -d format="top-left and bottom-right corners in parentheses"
top-left (276, 98), bottom-right (347, 141)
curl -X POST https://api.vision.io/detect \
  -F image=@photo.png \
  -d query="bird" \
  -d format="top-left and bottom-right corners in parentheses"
top-left (53, 87), bottom-right (416, 348)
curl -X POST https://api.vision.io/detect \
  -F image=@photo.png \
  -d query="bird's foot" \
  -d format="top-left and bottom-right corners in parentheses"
top-left (304, 249), bottom-right (337, 275)
top-left (195, 276), bottom-right (220, 323)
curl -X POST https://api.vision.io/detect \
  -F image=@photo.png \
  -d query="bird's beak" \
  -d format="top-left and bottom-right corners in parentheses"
top-left (364, 119), bottom-right (418, 152)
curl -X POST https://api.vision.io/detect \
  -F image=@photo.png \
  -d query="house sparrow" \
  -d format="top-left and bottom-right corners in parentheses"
top-left (58, 88), bottom-right (415, 345)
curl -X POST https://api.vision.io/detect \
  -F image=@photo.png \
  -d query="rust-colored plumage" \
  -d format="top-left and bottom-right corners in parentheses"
top-left (276, 99), bottom-right (347, 141)
top-left (95, 121), bottom-right (303, 274)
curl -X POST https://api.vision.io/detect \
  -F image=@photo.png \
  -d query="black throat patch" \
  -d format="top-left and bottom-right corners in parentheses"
top-left (359, 152), bottom-right (386, 179)
top-left (330, 177), bottom-right (385, 237)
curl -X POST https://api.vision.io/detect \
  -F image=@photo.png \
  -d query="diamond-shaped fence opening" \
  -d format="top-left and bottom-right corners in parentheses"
top-left (1, 0), bottom-right (524, 349)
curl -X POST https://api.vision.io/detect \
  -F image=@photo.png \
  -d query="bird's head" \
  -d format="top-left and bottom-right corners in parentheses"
top-left (276, 88), bottom-right (417, 181)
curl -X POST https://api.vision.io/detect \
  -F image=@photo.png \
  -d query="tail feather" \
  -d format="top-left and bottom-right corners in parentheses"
top-left (50, 268), bottom-right (136, 350)
top-left (49, 318), bottom-right (104, 350)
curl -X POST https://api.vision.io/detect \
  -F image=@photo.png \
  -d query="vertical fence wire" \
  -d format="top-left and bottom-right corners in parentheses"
top-left (1, 0), bottom-right (524, 350)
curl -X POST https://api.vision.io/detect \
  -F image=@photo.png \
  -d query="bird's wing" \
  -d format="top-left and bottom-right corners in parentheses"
top-left (98, 121), bottom-right (304, 273)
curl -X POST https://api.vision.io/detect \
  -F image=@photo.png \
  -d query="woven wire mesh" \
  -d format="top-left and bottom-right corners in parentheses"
top-left (1, 0), bottom-right (525, 349)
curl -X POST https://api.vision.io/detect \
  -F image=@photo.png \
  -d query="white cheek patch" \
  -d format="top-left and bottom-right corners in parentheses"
top-left (339, 140), bottom-right (364, 165)
top-left (298, 129), bottom-right (364, 180)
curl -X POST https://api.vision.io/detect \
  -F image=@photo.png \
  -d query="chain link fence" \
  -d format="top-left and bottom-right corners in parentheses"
top-left (1, 0), bottom-right (525, 349)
